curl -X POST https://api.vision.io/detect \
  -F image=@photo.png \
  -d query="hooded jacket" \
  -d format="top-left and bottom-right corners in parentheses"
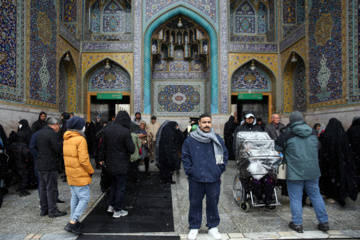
top-left (63, 130), bottom-right (94, 186)
top-left (233, 111), bottom-right (262, 156)
top-left (99, 111), bottom-right (135, 175)
top-left (275, 121), bottom-right (321, 181)
top-left (18, 119), bottom-right (33, 146)
top-left (10, 132), bottom-right (29, 168)
top-left (31, 112), bottom-right (46, 133)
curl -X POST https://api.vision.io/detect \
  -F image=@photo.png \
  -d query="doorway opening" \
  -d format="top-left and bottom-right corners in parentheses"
top-left (231, 94), bottom-right (270, 124)
top-left (89, 95), bottom-right (130, 123)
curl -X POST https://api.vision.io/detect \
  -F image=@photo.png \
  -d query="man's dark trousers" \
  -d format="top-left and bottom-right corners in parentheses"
top-left (38, 170), bottom-right (58, 212)
top-left (188, 180), bottom-right (221, 229)
top-left (109, 174), bottom-right (127, 212)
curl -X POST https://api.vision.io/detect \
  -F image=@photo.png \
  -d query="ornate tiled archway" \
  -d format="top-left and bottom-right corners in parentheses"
top-left (143, 6), bottom-right (219, 114)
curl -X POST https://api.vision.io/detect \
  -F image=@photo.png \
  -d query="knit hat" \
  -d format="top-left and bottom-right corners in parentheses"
top-left (66, 116), bottom-right (85, 130)
top-left (289, 111), bottom-right (304, 124)
top-left (62, 112), bottom-right (70, 120)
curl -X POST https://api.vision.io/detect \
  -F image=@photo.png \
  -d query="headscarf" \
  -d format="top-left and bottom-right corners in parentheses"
top-left (319, 118), bottom-right (358, 205)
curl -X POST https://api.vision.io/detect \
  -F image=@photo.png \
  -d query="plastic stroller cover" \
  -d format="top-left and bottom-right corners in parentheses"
top-left (235, 132), bottom-right (281, 179)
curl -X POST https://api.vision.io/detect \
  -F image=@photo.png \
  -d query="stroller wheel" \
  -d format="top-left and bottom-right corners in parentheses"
top-left (233, 174), bottom-right (246, 207)
top-left (240, 201), bottom-right (250, 212)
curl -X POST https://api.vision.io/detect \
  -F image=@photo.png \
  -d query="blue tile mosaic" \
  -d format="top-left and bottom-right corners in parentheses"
top-left (90, 1), bottom-right (100, 33)
top-left (169, 60), bottom-right (190, 72)
top-left (145, 0), bottom-right (217, 24)
top-left (89, 63), bottom-right (131, 91)
top-left (0, 0), bottom-right (16, 88)
top-left (154, 81), bottom-right (204, 116)
top-left (283, 0), bottom-right (295, 23)
top-left (29, 0), bottom-right (57, 104)
top-left (230, 35), bottom-right (266, 42)
top-left (231, 62), bottom-right (271, 92)
top-left (293, 60), bottom-right (306, 111)
top-left (63, 0), bottom-right (77, 22)
top-left (308, 0), bottom-right (343, 104)
top-left (258, 3), bottom-right (268, 34)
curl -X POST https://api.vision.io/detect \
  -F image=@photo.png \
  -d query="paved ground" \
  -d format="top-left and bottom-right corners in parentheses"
top-left (0, 159), bottom-right (359, 240)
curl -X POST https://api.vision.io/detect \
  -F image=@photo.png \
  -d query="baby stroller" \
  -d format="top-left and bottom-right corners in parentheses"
top-left (232, 132), bottom-right (282, 212)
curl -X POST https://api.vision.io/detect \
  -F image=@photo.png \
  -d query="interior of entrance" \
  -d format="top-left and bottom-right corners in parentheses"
top-left (231, 95), bottom-right (269, 124)
top-left (90, 95), bottom-right (130, 123)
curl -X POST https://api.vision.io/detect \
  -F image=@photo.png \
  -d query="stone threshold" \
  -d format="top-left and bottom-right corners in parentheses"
top-left (17, 230), bottom-right (360, 240)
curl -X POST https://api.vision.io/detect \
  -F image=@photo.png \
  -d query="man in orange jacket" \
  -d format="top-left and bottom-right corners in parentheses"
top-left (63, 116), bottom-right (94, 235)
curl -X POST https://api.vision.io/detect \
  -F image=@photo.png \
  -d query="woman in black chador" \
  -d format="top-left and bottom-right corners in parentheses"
top-left (223, 116), bottom-right (236, 160)
top-left (347, 117), bottom-right (360, 188)
top-left (319, 118), bottom-right (359, 206)
top-left (158, 121), bottom-right (184, 184)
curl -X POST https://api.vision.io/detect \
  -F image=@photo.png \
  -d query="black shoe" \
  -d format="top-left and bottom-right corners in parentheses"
top-left (40, 210), bottom-right (49, 216)
top-left (76, 221), bottom-right (85, 229)
top-left (20, 191), bottom-right (31, 197)
top-left (318, 222), bottom-right (329, 231)
top-left (150, 160), bottom-right (154, 163)
top-left (49, 209), bottom-right (67, 218)
top-left (289, 222), bottom-right (303, 233)
top-left (64, 222), bottom-right (83, 235)
top-left (167, 180), bottom-right (176, 184)
top-left (57, 199), bottom-right (65, 203)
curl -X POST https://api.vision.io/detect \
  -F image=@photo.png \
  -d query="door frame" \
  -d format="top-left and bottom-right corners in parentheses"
top-left (87, 92), bottom-right (131, 121)
top-left (231, 92), bottom-right (272, 124)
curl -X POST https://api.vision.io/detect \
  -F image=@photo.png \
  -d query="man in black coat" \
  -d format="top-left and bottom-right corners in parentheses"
top-left (36, 117), bottom-right (66, 218)
top-left (32, 111), bottom-right (47, 133)
top-left (99, 111), bottom-right (135, 218)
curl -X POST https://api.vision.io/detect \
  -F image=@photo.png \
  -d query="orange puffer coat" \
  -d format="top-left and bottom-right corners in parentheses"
top-left (63, 130), bottom-right (94, 186)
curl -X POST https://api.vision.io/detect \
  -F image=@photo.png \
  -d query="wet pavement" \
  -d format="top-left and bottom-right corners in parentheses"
top-left (0, 160), bottom-right (359, 240)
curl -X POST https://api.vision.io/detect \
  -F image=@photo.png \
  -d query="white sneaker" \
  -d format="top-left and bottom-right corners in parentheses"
top-left (208, 227), bottom-right (222, 240)
top-left (188, 229), bottom-right (198, 240)
top-left (113, 210), bottom-right (128, 218)
top-left (107, 205), bottom-right (114, 213)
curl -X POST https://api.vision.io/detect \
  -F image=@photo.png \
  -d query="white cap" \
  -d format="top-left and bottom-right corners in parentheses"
top-left (245, 113), bottom-right (255, 119)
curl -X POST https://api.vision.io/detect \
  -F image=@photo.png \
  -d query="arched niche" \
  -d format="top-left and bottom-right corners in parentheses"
top-left (283, 52), bottom-right (306, 113)
top-left (85, 0), bottom-right (132, 41)
top-left (230, 59), bottom-right (276, 122)
top-left (84, 59), bottom-right (131, 93)
top-left (59, 52), bottom-right (77, 113)
top-left (143, 6), bottom-right (219, 114)
top-left (83, 59), bottom-right (132, 119)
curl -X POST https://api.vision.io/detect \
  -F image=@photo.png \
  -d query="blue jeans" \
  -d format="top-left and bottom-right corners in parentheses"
top-left (109, 174), bottom-right (127, 212)
top-left (287, 178), bottom-right (328, 225)
top-left (188, 180), bottom-right (221, 229)
top-left (70, 185), bottom-right (90, 222)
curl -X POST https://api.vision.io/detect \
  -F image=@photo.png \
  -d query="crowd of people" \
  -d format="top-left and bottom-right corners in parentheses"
top-left (0, 109), bottom-right (359, 238)
top-left (224, 111), bottom-right (360, 233)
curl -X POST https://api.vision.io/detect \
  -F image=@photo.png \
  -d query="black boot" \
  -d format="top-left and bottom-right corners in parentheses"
top-left (64, 222), bottom-right (83, 235)
top-left (49, 209), bottom-right (67, 218)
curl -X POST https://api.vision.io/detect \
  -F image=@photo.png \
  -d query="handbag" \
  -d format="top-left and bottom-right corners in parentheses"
top-left (277, 162), bottom-right (287, 180)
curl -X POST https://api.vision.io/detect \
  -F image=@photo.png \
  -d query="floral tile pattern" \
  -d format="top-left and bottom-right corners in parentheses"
top-left (154, 81), bottom-right (204, 116)
top-left (308, 0), bottom-right (347, 107)
top-left (28, 0), bottom-right (57, 107)
top-left (89, 63), bottom-right (131, 91)
top-left (231, 62), bottom-right (271, 92)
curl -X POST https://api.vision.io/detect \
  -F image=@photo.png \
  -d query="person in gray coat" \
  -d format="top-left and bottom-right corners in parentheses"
top-left (275, 111), bottom-right (329, 233)
top-left (264, 113), bottom-right (285, 140)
